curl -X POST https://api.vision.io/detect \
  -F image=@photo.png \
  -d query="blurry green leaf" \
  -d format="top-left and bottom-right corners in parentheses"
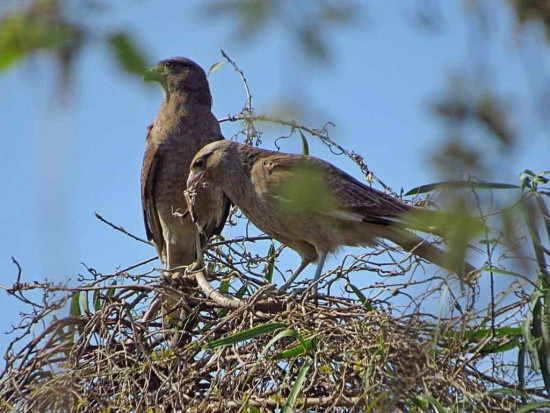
top-left (0, 1), bottom-right (79, 71)
top-left (476, 95), bottom-right (514, 147)
top-left (70, 291), bottom-right (81, 317)
top-left (204, 322), bottom-right (286, 350)
top-left (275, 163), bottom-right (337, 214)
top-left (299, 131), bottom-right (309, 156)
top-left (108, 32), bottom-right (148, 76)
top-left (208, 60), bottom-right (226, 76)
top-left (405, 180), bottom-right (519, 196)
top-left (510, 0), bottom-right (550, 45)
top-left (282, 358), bottom-right (312, 413)
top-left (297, 23), bottom-right (327, 60)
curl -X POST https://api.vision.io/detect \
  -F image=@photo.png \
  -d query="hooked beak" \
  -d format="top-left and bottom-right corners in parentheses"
top-left (143, 65), bottom-right (163, 82)
top-left (187, 170), bottom-right (206, 189)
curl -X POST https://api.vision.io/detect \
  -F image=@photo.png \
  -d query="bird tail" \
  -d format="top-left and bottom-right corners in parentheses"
top-left (383, 227), bottom-right (476, 279)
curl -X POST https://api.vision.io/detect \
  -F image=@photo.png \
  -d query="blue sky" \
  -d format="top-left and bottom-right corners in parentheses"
top-left (1, 1), bottom-right (549, 357)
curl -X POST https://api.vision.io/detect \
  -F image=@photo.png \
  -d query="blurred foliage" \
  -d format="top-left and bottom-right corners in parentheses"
top-left (510, 0), bottom-right (550, 42)
top-left (1, 0), bottom-right (550, 410)
top-left (274, 163), bottom-right (338, 214)
top-left (202, 0), bottom-right (363, 62)
top-left (108, 32), bottom-right (148, 77)
top-left (0, 0), bottom-right (82, 88)
top-left (0, 0), bottom-right (149, 91)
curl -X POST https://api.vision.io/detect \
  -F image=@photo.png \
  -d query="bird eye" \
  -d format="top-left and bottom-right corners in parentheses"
top-left (194, 158), bottom-right (205, 169)
top-left (164, 61), bottom-right (173, 68)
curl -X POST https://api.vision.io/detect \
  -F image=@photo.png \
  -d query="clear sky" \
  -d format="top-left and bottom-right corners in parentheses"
top-left (1, 1), bottom-right (549, 357)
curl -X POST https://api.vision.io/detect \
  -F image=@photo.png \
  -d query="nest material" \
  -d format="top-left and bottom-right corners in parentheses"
top-left (0, 280), bottom-right (520, 412)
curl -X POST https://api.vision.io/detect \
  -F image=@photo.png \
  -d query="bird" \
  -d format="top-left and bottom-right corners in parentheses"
top-left (141, 57), bottom-right (230, 271)
top-left (187, 140), bottom-right (476, 291)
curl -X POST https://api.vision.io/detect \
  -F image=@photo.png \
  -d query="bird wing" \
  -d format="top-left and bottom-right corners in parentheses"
top-left (141, 125), bottom-right (165, 252)
top-left (212, 196), bottom-right (232, 236)
top-left (259, 154), bottom-right (409, 225)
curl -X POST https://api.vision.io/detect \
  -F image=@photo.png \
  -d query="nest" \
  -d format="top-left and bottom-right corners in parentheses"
top-left (0, 265), bottom-right (524, 412)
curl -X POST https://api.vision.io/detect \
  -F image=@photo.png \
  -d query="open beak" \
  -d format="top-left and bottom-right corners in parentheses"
top-left (143, 65), bottom-right (162, 82)
top-left (187, 170), bottom-right (206, 189)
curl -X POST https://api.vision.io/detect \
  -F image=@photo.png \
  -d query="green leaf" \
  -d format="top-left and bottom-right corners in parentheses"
top-left (483, 267), bottom-right (525, 278)
top-left (405, 180), bottom-right (519, 196)
top-left (108, 32), bottom-right (148, 76)
top-left (516, 402), bottom-right (550, 413)
top-left (93, 289), bottom-right (101, 312)
top-left (299, 131), bottom-right (310, 156)
top-left (244, 407), bottom-right (264, 413)
top-left (235, 284), bottom-right (248, 299)
top-left (80, 291), bottom-right (89, 314)
top-left (541, 347), bottom-right (550, 395)
top-left (518, 344), bottom-right (526, 398)
top-left (478, 338), bottom-right (520, 353)
top-left (106, 282), bottom-right (116, 297)
top-left (414, 395), bottom-right (448, 413)
top-left (219, 279), bottom-right (230, 294)
top-left (264, 244), bottom-right (276, 283)
top-left (523, 289), bottom-right (544, 372)
top-left (348, 283), bottom-right (374, 311)
top-left (208, 61), bottom-right (226, 76)
top-left (215, 281), bottom-right (246, 319)
top-left (260, 329), bottom-right (301, 357)
top-left (273, 338), bottom-right (318, 360)
top-left (204, 322), bottom-right (287, 350)
top-left (70, 291), bottom-right (81, 317)
top-left (259, 328), bottom-right (316, 360)
top-left (459, 326), bottom-right (522, 340)
top-left (282, 358), bottom-right (313, 413)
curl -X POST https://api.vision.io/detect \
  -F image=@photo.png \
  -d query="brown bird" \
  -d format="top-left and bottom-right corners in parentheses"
top-left (187, 140), bottom-right (475, 291)
top-left (141, 57), bottom-right (230, 270)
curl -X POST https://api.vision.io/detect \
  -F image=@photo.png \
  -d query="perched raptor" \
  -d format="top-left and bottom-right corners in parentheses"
top-left (141, 57), bottom-right (230, 270)
top-left (187, 140), bottom-right (476, 290)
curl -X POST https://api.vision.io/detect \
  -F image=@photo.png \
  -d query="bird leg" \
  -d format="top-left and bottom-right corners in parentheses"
top-left (310, 253), bottom-right (327, 297)
top-left (278, 260), bottom-right (310, 293)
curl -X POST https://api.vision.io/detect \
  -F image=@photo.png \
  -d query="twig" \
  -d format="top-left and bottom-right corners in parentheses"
top-left (219, 113), bottom-right (393, 192)
top-left (94, 212), bottom-right (152, 245)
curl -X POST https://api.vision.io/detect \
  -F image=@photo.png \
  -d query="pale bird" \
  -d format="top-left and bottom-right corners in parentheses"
top-left (187, 140), bottom-right (475, 291)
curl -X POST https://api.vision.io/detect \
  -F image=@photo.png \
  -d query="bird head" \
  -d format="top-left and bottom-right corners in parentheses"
top-left (187, 140), bottom-right (233, 190)
top-left (143, 57), bottom-right (211, 104)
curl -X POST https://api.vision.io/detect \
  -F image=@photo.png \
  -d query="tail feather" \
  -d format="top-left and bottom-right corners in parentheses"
top-left (384, 227), bottom-right (476, 278)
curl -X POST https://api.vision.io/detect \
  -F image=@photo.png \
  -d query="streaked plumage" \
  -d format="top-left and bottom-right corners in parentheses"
top-left (141, 57), bottom-right (230, 270)
top-left (187, 140), bottom-right (475, 289)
